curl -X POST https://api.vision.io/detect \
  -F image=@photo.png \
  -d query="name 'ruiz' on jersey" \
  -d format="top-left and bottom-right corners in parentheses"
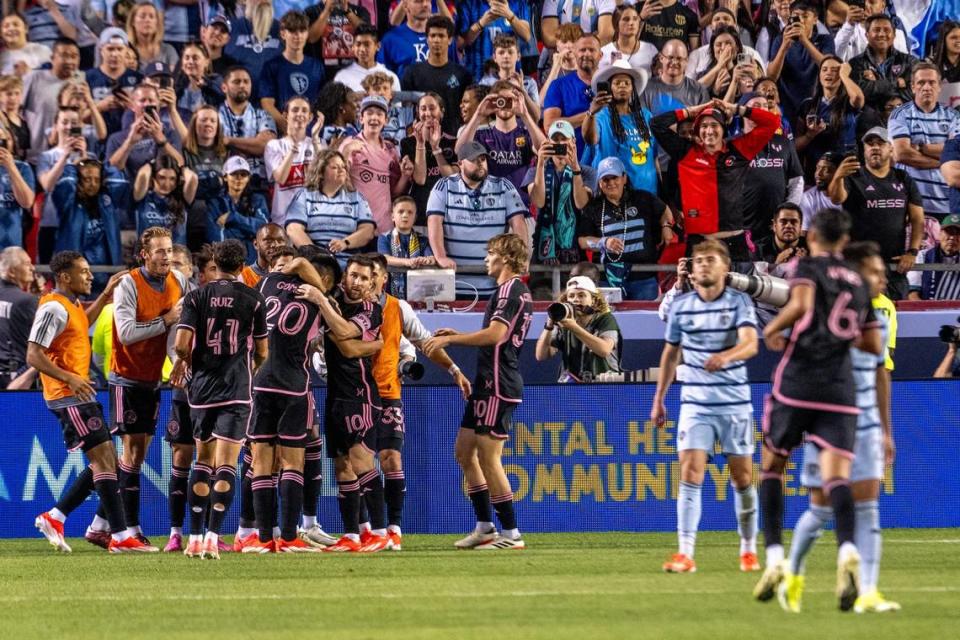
top-left (665, 288), bottom-right (758, 415)
top-left (254, 272), bottom-right (321, 396)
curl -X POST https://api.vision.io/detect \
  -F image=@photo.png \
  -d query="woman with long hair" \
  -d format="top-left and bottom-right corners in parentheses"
top-left (133, 155), bottom-right (198, 245)
top-left (264, 96), bottom-right (319, 225)
top-left (314, 81), bottom-right (358, 148)
top-left (930, 20), bottom-right (960, 92)
top-left (207, 156), bottom-right (269, 262)
top-left (598, 5), bottom-right (658, 74)
top-left (401, 92), bottom-right (457, 224)
top-left (126, 3), bottom-right (179, 71)
top-left (184, 105), bottom-right (228, 249)
top-left (697, 26), bottom-right (758, 98)
top-left (49, 82), bottom-right (107, 151)
top-left (174, 42), bottom-right (224, 120)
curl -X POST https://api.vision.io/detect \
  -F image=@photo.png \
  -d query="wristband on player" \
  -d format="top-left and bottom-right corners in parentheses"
top-left (448, 364), bottom-right (461, 377)
top-left (587, 238), bottom-right (603, 251)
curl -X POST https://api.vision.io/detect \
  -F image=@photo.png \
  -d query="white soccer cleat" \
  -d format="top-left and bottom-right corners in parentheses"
top-left (35, 512), bottom-right (72, 553)
top-left (454, 529), bottom-right (497, 549)
top-left (299, 524), bottom-right (337, 547)
top-left (836, 549), bottom-right (861, 612)
top-left (475, 535), bottom-right (525, 550)
top-left (753, 561), bottom-right (786, 602)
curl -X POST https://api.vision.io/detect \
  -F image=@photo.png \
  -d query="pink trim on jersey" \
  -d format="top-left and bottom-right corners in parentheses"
top-left (253, 386), bottom-right (308, 396)
top-left (806, 433), bottom-right (855, 460)
top-left (188, 399), bottom-right (252, 409)
top-left (492, 278), bottom-right (522, 401)
top-left (213, 433), bottom-right (246, 444)
top-left (67, 406), bottom-right (87, 436)
top-left (772, 391), bottom-right (861, 415)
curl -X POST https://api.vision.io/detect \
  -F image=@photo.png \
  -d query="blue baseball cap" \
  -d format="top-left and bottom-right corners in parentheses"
top-left (597, 157), bottom-right (626, 180)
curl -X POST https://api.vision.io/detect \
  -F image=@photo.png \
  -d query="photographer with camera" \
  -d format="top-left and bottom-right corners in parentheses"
top-left (933, 323), bottom-right (960, 378)
top-left (535, 276), bottom-right (622, 382)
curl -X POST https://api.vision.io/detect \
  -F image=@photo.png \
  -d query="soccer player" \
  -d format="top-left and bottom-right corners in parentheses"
top-left (423, 233), bottom-right (533, 550)
top-left (650, 239), bottom-right (760, 573)
top-left (780, 241), bottom-right (901, 614)
top-left (240, 223), bottom-right (288, 288)
top-left (753, 209), bottom-right (883, 611)
top-left (99, 227), bottom-right (187, 547)
top-left (171, 240), bottom-right (269, 559)
top-left (31, 253), bottom-right (156, 553)
top-left (295, 255), bottom-right (384, 552)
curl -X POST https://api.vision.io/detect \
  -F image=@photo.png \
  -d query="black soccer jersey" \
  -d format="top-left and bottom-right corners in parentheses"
top-left (323, 287), bottom-right (383, 406)
top-left (773, 255), bottom-right (878, 410)
top-left (254, 273), bottom-right (321, 395)
top-left (475, 277), bottom-right (534, 402)
top-left (178, 279), bottom-right (268, 407)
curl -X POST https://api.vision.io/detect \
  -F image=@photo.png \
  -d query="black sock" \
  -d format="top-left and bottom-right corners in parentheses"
top-left (279, 469), bottom-right (304, 541)
top-left (252, 475), bottom-right (275, 543)
top-left (384, 471), bottom-right (405, 528)
top-left (93, 471), bottom-right (126, 534)
top-left (168, 465), bottom-right (190, 529)
top-left (302, 446), bottom-right (322, 519)
top-left (188, 464), bottom-right (212, 536)
top-left (337, 478), bottom-right (361, 535)
top-left (118, 460), bottom-right (141, 528)
top-left (55, 465), bottom-right (94, 516)
top-left (490, 491), bottom-right (517, 531)
top-left (271, 473), bottom-right (280, 530)
top-left (760, 473), bottom-right (784, 548)
top-left (359, 469), bottom-right (385, 530)
top-left (208, 466), bottom-right (236, 535)
top-left (95, 501), bottom-right (107, 521)
top-left (826, 478), bottom-right (855, 547)
top-left (467, 483), bottom-right (493, 524)
top-left (239, 448), bottom-right (255, 528)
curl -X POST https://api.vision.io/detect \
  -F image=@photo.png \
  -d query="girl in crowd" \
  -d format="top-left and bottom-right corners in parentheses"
top-left (133, 155), bottom-right (198, 245)
top-left (599, 5), bottom-right (658, 75)
top-left (174, 42), bottom-right (224, 120)
top-left (401, 92), bottom-right (458, 225)
top-left (698, 26), bottom-right (760, 99)
top-left (126, 2), bottom-right (179, 71)
top-left (0, 75), bottom-right (29, 161)
top-left (207, 156), bottom-right (269, 262)
top-left (930, 20), bottom-right (960, 102)
top-left (183, 106), bottom-right (228, 249)
top-left (49, 82), bottom-right (107, 153)
top-left (314, 81), bottom-right (358, 148)
top-left (264, 96), bottom-right (319, 225)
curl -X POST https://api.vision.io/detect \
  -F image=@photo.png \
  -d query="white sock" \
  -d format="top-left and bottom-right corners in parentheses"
top-left (359, 521), bottom-right (372, 534)
top-left (126, 526), bottom-right (141, 537)
top-left (237, 526), bottom-right (255, 538)
top-left (345, 533), bottom-right (360, 542)
top-left (387, 524), bottom-right (402, 535)
top-left (372, 528), bottom-right (386, 537)
top-left (476, 521), bottom-right (495, 533)
top-left (90, 515), bottom-right (110, 532)
top-left (503, 528), bottom-right (520, 540)
top-left (111, 530), bottom-right (131, 542)
top-left (204, 531), bottom-right (219, 543)
top-left (766, 544), bottom-right (784, 567)
top-left (189, 534), bottom-right (203, 543)
top-left (788, 504), bottom-right (833, 575)
top-left (302, 515), bottom-right (317, 528)
top-left (272, 526), bottom-right (281, 539)
top-left (855, 501), bottom-right (881, 592)
top-left (677, 481), bottom-right (702, 558)
top-left (838, 541), bottom-right (858, 563)
top-left (734, 484), bottom-right (758, 554)
top-left (170, 527), bottom-right (182, 536)
top-left (49, 508), bottom-right (67, 523)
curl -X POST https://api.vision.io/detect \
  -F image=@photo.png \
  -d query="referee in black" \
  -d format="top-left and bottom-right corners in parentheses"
top-left (0, 247), bottom-right (38, 388)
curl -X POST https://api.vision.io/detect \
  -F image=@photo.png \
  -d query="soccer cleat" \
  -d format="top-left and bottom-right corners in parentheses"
top-left (662, 553), bottom-right (697, 573)
top-left (35, 512), bottom-right (72, 553)
top-left (322, 536), bottom-right (362, 553)
top-left (777, 572), bottom-right (804, 613)
top-left (387, 531), bottom-right (402, 551)
top-left (183, 538), bottom-right (203, 558)
top-left (753, 562), bottom-right (785, 602)
top-left (358, 534), bottom-right (389, 553)
top-left (163, 533), bottom-right (183, 553)
top-left (277, 537), bottom-right (323, 553)
top-left (216, 538), bottom-right (232, 553)
top-left (836, 550), bottom-right (861, 612)
top-left (241, 538), bottom-right (276, 554)
top-left (299, 525), bottom-right (337, 547)
top-left (475, 535), bottom-right (526, 550)
top-left (234, 532), bottom-right (260, 552)
top-left (854, 590), bottom-right (901, 614)
top-left (454, 529), bottom-right (497, 549)
top-left (84, 527), bottom-right (111, 549)
top-left (200, 537), bottom-right (220, 560)
top-left (135, 533), bottom-right (154, 548)
top-left (108, 536), bottom-right (160, 553)
top-left (740, 551), bottom-right (761, 572)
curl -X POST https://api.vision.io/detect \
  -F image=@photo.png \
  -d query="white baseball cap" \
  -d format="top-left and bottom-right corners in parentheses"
top-left (223, 156), bottom-right (251, 175)
top-left (566, 276), bottom-right (598, 294)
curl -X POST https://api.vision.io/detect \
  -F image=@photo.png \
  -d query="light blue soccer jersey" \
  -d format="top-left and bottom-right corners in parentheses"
top-left (665, 288), bottom-right (758, 416)
top-left (852, 302), bottom-right (890, 431)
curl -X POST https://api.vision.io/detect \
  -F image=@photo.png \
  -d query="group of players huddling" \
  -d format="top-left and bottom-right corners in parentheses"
top-left (30, 209), bottom-right (898, 614)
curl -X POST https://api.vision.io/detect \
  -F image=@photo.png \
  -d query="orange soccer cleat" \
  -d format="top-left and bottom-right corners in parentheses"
top-left (276, 537), bottom-right (323, 553)
top-left (323, 536), bottom-right (362, 553)
top-left (662, 553), bottom-right (697, 573)
top-left (740, 552), bottom-right (761, 572)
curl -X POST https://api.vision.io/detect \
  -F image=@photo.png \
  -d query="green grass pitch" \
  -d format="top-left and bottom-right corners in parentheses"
top-left (3, 529), bottom-right (958, 640)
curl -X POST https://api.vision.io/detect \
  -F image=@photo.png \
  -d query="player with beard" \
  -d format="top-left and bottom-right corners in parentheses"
top-left (241, 223), bottom-right (287, 287)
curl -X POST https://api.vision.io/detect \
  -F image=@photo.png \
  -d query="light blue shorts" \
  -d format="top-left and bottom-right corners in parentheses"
top-left (677, 407), bottom-right (754, 457)
top-left (800, 428), bottom-right (884, 487)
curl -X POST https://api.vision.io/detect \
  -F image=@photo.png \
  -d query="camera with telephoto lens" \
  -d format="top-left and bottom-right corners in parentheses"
top-left (398, 360), bottom-right (424, 381)
top-left (548, 302), bottom-right (576, 323)
top-left (940, 318), bottom-right (960, 345)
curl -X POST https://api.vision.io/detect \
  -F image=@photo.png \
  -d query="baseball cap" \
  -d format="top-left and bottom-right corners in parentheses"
top-left (597, 157), bottom-right (626, 180)
top-left (207, 14), bottom-right (231, 33)
top-left (941, 214), bottom-right (960, 230)
top-left (693, 107), bottom-right (725, 133)
top-left (566, 276), bottom-right (598, 294)
top-left (98, 27), bottom-right (128, 48)
top-left (223, 156), bottom-right (251, 175)
top-left (457, 141), bottom-right (488, 163)
top-left (145, 61), bottom-right (172, 77)
top-left (359, 95), bottom-right (389, 114)
top-left (548, 120), bottom-right (575, 140)
top-left (861, 126), bottom-right (890, 144)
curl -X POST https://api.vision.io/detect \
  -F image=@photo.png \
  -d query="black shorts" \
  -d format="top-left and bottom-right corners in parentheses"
top-left (52, 402), bottom-right (112, 453)
top-left (248, 391), bottom-right (312, 448)
top-left (460, 394), bottom-right (518, 440)
top-left (324, 398), bottom-right (379, 459)
top-left (375, 398), bottom-right (405, 452)
top-left (109, 384), bottom-right (160, 436)
top-left (762, 395), bottom-right (857, 458)
top-left (191, 403), bottom-right (251, 443)
top-left (164, 398), bottom-right (195, 445)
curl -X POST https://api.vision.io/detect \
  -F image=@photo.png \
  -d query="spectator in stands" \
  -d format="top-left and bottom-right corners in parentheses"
top-left (687, 10), bottom-right (764, 81)
top-left (174, 42), bottom-right (224, 120)
top-left (51, 82), bottom-right (107, 153)
top-left (834, 0), bottom-right (911, 62)
top-left (218, 66), bottom-right (277, 195)
top-left (539, 23), bottom-right (583, 103)
top-left (0, 14), bottom-right (50, 76)
top-left (943, 128), bottom-right (960, 214)
top-left (264, 96), bottom-right (316, 224)
top-left (767, 0), bottom-right (835, 123)
top-left (260, 11), bottom-right (325, 134)
top-left (598, 5), bottom-right (658, 75)
top-left (285, 149), bottom-right (376, 259)
top-left (753, 202), bottom-right (807, 264)
top-left (584, 60), bottom-right (658, 196)
top-left (540, 0), bottom-right (614, 48)
top-left (225, 0), bottom-right (282, 83)
top-left (305, 0), bottom-right (371, 76)
top-left (21, 0), bottom-right (89, 54)
top-left (86, 28), bottom-right (141, 139)
top-left (183, 106), bottom-right (227, 249)
top-left (535, 275), bottom-right (622, 382)
top-left (908, 214), bottom-right (960, 301)
top-left (0, 246), bottom-right (37, 388)
top-left (458, 85), bottom-right (490, 137)
top-left (933, 339), bottom-right (960, 378)
top-left (426, 140), bottom-right (528, 298)
top-left (457, 0), bottom-right (533, 81)
top-left (0, 76), bottom-right (28, 163)
top-left (929, 20), bottom-right (960, 100)
top-left (207, 156), bottom-right (270, 262)
top-left (578, 156), bottom-right (675, 300)
top-left (340, 95), bottom-right (409, 235)
top-left (889, 63), bottom-right (960, 220)
top-left (0, 124), bottom-right (32, 251)
top-left (755, 0), bottom-right (790, 64)
top-left (379, 0), bottom-right (435, 79)
top-left (527, 120), bottom-right (596, 265)
top-left (828, 127), bottom-right (924, 299)
top-left (479, 35), bottom-right (540, 121)
top-left (361, 71), bottom-right (410, 145)
top-left (315, 82), bottom-right (360, 148)
top-left (698, 27), bottom-right (764, 100)
top-left (22, 38), bottom-right (81, 164)
top-left (201, 15), bottom-right (238, 76)
top-left (401, 92), bottom-right (458, 226)
top-left (458, 80), bottom-right (546, 206)
top-left (378, 195), bottom-right (435, 299)
top-left (401, 17), bottom-right (472, 136)
top-left (641, 40), bottom-right (710, 116)
top-left (126, 2), bottom-right (179, 71)
top-left (333, 24), bottom-right (401, 93)
top-left (544, 34), bottom-right (602, 154)
top-left (106, 83), bottom-right (184, 179)
top-left (849, 14), bottom-right (917, 108)
top-left (141, 63), bottom-right (190, 144)
top-left (799, 151), bottom-right (842, 230)
top-left (638, 0), bottom-right (699, 52)
top-left (133, 156), bottom-right (198, 246)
